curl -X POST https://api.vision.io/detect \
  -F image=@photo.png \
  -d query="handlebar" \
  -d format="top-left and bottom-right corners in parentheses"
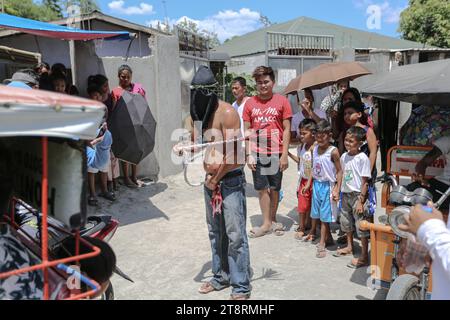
top-left (376, 174), bottom-right (398, 187)
top-left (359, 220), bottom-right (393, 233)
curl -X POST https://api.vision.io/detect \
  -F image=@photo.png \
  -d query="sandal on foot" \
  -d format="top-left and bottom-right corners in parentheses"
top-left (302, 234), bottom-right (316, 243)
top-left (271, 222), bottom-right (285, 236)
top-left (316, 246), bottom-right (327, 259)
top-left (125, 181), bottom-right (138, 189)
top-left (347, 258), bottom-right (369, 269)
top-left (333, 249), bottom-right (353, 257)
top-left (248, 227), bottom-right (272, 239)
top-left (99, 192), bottom-right (116, 202)
top-left (198, 282), bottom-right (217, 295)
top-left (294, 231), bottom-right (306, 240)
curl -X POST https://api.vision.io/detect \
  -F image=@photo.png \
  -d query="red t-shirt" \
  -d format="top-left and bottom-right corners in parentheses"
top-left (243, 94), bottom-right (292, 155)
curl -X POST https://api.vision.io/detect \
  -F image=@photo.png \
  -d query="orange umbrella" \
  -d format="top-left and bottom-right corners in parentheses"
top-left (283, 61), bottom-right (372, 94)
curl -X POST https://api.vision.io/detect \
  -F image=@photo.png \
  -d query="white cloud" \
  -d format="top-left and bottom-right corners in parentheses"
top-left (354, 0), bottom-right (406, 24)
top-left (108, 1), bottom-right (155, 15)
top-left (147, 8), bottom-right (264, 43)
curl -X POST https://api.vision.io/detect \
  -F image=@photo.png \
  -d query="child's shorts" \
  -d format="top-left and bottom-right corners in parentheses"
top-left (88, 165), bottom-right (108, 174)
top-left (339, 192), bottom-right (372, 238)
top-left (310, 180), bottom-right (338, 223)
top-left (297, 178), bottom-right (312, 213)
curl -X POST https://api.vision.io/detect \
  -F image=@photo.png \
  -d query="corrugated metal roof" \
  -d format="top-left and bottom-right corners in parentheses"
top-left (215, 16), bottom-right (435, 57)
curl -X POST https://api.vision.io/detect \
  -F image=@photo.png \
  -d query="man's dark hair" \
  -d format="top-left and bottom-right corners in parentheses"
top-left (299, 118), bottom-right (317, 132)
top-left (231, 77), bottom-right (246, 87)
top-left (346, 126), bottom-right (367, 143)
top-left (316, 119), bottom-right (332, 133)
top-left (55, 236), bottom-right (116, 285)
top-left (252, 66), bottom-right (275, 82)
top-left (118, 65), bottom-right (133, 76)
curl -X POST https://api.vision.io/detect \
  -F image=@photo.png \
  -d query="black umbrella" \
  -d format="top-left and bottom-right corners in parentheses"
top-left (109, 91), bottom-right (157, 165)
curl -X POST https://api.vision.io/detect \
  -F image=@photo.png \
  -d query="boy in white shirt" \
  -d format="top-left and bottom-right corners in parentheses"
top-left (289, 119), bottom-right (317, 240)
top-left (335, 126), bottom-right (372, 269)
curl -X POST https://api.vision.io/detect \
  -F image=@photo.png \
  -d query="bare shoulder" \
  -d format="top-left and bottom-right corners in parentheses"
top-left (218, 100), bottom-right (240, 129)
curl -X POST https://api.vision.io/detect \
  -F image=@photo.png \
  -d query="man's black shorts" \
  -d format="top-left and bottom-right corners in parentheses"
top-left (251, 155), bottom-right (283, 192)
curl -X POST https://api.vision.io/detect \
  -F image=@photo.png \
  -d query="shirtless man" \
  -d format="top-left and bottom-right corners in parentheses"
top-left (174, 66), bottom-right (251, 300)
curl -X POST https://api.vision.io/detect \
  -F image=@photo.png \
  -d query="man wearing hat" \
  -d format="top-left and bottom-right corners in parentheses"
top-left (3, 69), bottom-right (39, 89)
top-left (174, 66), bottom-right (251, 300)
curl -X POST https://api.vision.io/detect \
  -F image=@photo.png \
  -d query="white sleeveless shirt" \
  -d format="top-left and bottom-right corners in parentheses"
top-left (297, 144), bottom-right (313, 180)
top-left (312, 145), bottom-right (337, 183)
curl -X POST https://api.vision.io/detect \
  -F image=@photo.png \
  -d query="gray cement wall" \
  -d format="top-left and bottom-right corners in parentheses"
top-left (227, 53), bottom-right (266, 75)
top-left (0, 34), bottom-right (70, 67)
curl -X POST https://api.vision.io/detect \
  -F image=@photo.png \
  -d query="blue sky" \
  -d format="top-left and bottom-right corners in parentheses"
top-left (98, 0), bottom-right (409, 42)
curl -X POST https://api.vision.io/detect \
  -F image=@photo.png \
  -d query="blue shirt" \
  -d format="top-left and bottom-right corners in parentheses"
top-left (86, 129), bottom-right (112, 169)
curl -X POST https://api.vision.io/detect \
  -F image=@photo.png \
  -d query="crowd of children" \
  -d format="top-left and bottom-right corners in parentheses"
top-left (290, 108), bottom-right (375, 268)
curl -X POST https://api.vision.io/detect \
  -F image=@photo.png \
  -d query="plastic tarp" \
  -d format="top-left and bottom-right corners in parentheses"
top-left (0, 13), bottom-right (130, 41)
top-left (0, 85), bottom-right (105, 140)
top-left (361, 59), bottom-right (450, 107)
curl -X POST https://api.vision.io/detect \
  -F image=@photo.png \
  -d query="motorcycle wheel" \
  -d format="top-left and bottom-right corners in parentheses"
top-left (101, 281), bottom-right (114, 300)
top-left (386, 274), bottom-right (422, 300)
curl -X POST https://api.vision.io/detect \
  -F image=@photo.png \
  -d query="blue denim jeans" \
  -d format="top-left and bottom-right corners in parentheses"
top-left (204, 173), bottom-right (251, 296)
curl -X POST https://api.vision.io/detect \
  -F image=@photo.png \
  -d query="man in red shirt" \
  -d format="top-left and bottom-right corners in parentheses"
top-left (243, 66), bottom-right (292, 238)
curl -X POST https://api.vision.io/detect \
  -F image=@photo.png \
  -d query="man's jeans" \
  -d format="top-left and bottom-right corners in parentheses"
top-left (204, 173), bottom-right (251, 296)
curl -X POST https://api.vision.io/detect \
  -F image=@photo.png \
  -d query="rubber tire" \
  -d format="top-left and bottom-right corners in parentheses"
top-left (101, 282), bottom-right (114, 300)
top-left (386, 274), bottom-right (422, 300)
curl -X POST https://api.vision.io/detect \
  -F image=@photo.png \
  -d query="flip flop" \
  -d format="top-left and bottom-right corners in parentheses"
top-left (248, 227), bottom-right (272, 239)
top-left (198, 282), bottom-right (217, 294)
top-left (294, 231), bottom-right (306, 240)
top-left (333, 249), bottom-right (353, 257)
top-left (316, 246), bottom-right (327, 259)
top-left (347, 259), bottom-right (369, 269)
top-left (99, 192), bottom-right (116, 202)
top-left (271, 222), bottom-right (285, 236)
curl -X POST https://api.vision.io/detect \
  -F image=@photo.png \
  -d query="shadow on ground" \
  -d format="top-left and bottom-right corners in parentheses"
top-left (249, 214), bottom-right (295, 231)
top-left (88, 182), bottom-right (170, 227)
top-left (194, 261), bottom-right (283, 284)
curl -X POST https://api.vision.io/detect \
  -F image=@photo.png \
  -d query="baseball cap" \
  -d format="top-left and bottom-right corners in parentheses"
top-left (3, 71), bottom-right (39, 87)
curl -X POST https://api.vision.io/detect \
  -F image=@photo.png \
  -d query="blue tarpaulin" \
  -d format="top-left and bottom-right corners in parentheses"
top-left (0, 13), bottom-right (130, 41)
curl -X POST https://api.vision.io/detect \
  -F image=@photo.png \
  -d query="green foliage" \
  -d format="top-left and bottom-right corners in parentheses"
top-left (399, 0), bottom-right (450, 48)
top-left (223, 72), bottom-right (257, 104)
top-left (4, 0), bottom-right (61, 21)
top-left (43, 0), bottom-right (64, 18)
top-left (176, 18), bottom-right (221, 48)
top-left (66, 0), bottom-right (100, 15)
